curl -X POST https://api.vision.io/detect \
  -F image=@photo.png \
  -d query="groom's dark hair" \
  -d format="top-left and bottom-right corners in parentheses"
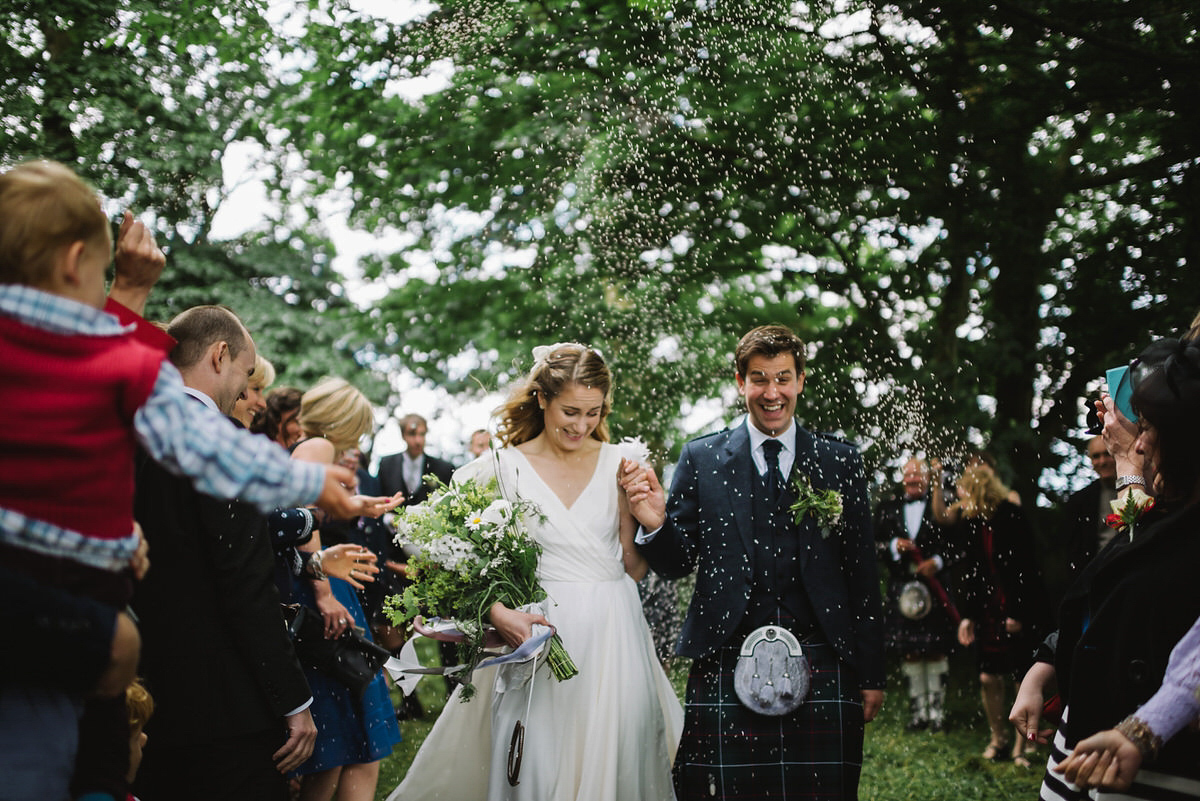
top-left (734, 325), bottom-right (807, 377)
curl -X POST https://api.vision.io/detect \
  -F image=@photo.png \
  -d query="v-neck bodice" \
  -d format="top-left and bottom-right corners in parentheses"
top-left (471, 445), bottom-right (625, 583)
top-left (509, 445), bottom-right (603, 512)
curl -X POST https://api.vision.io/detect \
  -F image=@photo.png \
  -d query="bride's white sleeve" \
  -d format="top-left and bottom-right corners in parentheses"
top-left (452, 453), bottom-right (496, 486)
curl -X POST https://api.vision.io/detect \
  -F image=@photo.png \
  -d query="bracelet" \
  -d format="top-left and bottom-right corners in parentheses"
top-left (308, 550), bottom-right (328, 580)
top-left (1115, 475), bottom-right (1146, 491)
top-left (1115, 715), bottom-right (1161, 761)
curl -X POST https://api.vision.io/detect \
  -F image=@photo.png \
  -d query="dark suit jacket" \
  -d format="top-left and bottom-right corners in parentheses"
top-left (378, 451), bottom-right (454, 507)
top-left (1062, 479), bottom-right (1106, 580)
top-left (639, 420), bottom-right (886, 688)
top-left (131, 430), bottom-right (310, 752)
top-left (873, 493), bottom-right (962, 580)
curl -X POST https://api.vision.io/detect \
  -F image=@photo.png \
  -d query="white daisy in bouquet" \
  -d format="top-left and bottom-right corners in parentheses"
top-left (385, 472), bottom-right (578, 699)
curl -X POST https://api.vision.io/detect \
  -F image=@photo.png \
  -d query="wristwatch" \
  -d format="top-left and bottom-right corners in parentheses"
top-left (1115, 475), bottom-right (1145, 491)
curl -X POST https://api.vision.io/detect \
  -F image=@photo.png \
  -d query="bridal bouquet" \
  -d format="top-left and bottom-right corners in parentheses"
top-left (385, 474), bottom-right (578, 698)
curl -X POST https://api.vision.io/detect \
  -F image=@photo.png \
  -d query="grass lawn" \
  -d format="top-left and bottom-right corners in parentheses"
top-left (373, 643), bottom-right (1044, 800)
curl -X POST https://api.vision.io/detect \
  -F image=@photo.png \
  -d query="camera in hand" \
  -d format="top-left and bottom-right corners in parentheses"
top-left (1084, 394), bottom-right (1102, 435)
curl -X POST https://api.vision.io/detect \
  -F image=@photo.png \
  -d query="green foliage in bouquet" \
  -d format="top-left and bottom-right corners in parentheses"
top-left (384, 473), bottom-right (577, 698)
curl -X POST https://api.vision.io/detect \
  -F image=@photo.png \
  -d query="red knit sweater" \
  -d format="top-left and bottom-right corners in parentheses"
top-left (0, 313), bottom-right (164, 542)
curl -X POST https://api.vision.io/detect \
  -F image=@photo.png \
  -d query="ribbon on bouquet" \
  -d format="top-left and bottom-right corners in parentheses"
top-left (384, 616), bottom-right (556, 697)
top-left (905, 545), bottom-right (962, 624)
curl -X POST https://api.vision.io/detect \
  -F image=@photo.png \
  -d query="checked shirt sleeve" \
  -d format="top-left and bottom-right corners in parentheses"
top-left (133, 362), bottom-right (324, 511)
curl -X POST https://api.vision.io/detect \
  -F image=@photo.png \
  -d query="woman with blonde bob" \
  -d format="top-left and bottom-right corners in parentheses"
top-left (390, 343), bottom-right (682, 801)
top-left (949, 463), bottom-right (1048, 765)
top-left (231, 354), bottom-right (276, 428)
top-left (289, 378), bottom-right (402, 801)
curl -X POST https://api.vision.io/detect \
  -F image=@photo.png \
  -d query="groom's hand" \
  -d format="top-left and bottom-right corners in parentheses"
top-left (618, 458), bottom-right (665, 531)
top-left (862, 689), bottom-right (884, 723)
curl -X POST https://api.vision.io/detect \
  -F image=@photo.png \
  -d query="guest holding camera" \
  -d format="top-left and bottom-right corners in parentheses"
top-left (1011, 337), bottom-right (1200, 801)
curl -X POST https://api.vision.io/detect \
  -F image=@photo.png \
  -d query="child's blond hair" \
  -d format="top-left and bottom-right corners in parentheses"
top-left (0, 161), bottom-right (110, 287)
top-left (125, 679), bottom-right (154, 732)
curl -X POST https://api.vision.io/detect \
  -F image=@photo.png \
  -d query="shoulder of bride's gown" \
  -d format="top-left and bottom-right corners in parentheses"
top-left (451, 448), bottom-right (529, 486)
top-left (452, 452), bottom-right (497, 485)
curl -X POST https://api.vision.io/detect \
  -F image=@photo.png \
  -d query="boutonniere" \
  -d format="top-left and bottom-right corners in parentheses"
top-left (1105, 487), bottom-right (1155, 538)
top-left (789, 474), bottom-right (843, 537)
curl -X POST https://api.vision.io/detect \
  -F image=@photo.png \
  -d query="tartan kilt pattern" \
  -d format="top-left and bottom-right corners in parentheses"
top-left (674, 639), bottom-right (864, 801)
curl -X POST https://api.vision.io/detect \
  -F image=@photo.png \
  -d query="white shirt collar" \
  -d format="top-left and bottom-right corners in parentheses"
top-left (743, 415), bottom-right (795, 477)
top-left (182, 386), bottom-right (220, 413)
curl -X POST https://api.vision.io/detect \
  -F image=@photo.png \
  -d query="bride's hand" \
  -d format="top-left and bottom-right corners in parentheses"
top-left (618, 458), bottom-right (666, 531)
top-left (488, 602), bottom-right (551, 650)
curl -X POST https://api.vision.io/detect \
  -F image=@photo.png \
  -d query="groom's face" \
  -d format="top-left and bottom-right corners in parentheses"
top-left (737, 352), bottom-right (804, 436)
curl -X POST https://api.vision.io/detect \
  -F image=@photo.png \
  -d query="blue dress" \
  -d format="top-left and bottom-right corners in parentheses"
top-left (291, 573), bottom-right (401, 774)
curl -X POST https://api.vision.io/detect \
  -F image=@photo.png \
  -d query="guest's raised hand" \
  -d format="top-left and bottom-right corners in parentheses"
top-left (618, 458), bottom-right (665, 531)
top-left (109, 210), bottom-right (166, 315)
top-left (355, 491), bottom-right (405, 519)
top-left (320, 544), bottom-right (380, 589)
top-left (1055, 728), bottom-right (1141, 791)
top-left (317, 466), bottom-right (402, 519)
top-left (1099, 394), bottom-right (1139, 473)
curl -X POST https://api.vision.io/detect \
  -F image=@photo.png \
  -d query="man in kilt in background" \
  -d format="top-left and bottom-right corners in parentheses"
top-left (630, 324), bottom-right (885, 800)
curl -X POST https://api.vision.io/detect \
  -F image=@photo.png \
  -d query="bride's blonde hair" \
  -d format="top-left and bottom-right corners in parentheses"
top-left (494, 344), bottom-right (612, 447)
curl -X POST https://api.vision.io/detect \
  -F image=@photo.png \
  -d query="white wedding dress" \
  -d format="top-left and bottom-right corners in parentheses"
top-left (388, 443), bottom-right (682, 801)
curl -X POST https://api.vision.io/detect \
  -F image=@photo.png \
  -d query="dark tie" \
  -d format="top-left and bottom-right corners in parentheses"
top-left (762, 439), bottom-right (783, 505)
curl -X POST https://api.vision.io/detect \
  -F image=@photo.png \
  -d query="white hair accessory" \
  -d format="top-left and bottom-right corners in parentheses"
top-left (530, 342), bottom-right (587, 371)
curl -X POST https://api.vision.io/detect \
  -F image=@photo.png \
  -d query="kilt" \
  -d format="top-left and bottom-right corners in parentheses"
top-left (882, 577), bottom-right (957, 658)
top-left (673, 638), bottom-right (865, 801)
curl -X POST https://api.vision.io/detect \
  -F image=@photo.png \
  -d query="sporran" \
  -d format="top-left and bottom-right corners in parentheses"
top-left (733, 625), bottom-right (811, 716)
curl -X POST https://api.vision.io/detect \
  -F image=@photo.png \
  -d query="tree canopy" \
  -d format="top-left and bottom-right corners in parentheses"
top-left (0, 0), bottom-right (384, 398)
top-left (4, 0), bottom-right (1196, 500)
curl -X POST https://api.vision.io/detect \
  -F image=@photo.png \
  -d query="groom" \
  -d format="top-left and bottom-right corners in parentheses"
top-left (629, 324), bottom-right (885, 800)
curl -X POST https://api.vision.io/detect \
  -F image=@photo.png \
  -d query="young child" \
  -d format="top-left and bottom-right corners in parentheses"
top-left (0, 160), bottom-right (376, 801)
top-left (124, 680), bottom-right (154, 801)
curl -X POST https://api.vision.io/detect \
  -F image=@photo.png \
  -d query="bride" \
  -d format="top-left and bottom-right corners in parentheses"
top-left (388, 343), bottom-right (682, 801)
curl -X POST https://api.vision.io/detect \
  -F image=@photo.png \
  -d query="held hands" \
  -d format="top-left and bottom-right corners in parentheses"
top-left (617, 457), bottom-right (666, 531)
top-left (319, 544), bottom-right (380, 590)
top-left (488, 602), bottom-right (551, 650)
top-left (1054, 729), bottom-right (1142, 791)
